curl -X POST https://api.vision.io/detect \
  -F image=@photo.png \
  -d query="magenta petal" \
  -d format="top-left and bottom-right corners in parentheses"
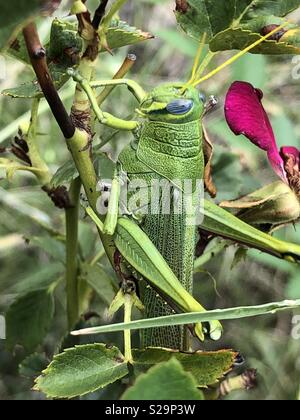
top-left (225, 81), bottom-right (287, 183)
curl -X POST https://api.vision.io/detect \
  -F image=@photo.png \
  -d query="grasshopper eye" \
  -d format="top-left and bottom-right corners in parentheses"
top-left (166, 99), bottom-right (193, 115)
top-left (199, 92), bottom-right (206, 103)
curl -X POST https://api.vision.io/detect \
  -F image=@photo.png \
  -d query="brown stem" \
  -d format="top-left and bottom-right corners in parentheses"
top-left (92, 0), bottom-right (109, 29)
top-left (23, 22), bottom-right (75, 139)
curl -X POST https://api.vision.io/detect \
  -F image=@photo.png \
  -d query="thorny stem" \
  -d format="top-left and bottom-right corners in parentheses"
top-left (92, 0), bottom-right (110, 29)
top-left (72, 2), bottom-right (101, 123)
top-left (22, 10), bottom-right (117, 325)
top-left (66, 130), bottom-right (99, 208)
top-left (23, 3), bottom-right (132, 318)
top-left (66, 177), bottom-right (82, 329)
top-left (71, 59), bottom-right (96, 123)
top-left (23, 23), bottom-right (75, 139)
top-left (68, 2), bottom-right (123, 271)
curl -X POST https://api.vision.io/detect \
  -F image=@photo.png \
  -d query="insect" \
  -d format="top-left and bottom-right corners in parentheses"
top-left (68, 24), bottom-right (300, 351)
top-left (260, 24), bottom-right (287, 42)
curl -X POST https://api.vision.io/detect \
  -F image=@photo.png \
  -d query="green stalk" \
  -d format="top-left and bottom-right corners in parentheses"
top-left (72, 299), bottom-right (300, 335)
top-left (67, 23), bottom-right (117, 269)
top-left (124, 294), bottom-right (133, 363)
top-left (25, 99), bottom-right (51, 186)
top-left (66, 177), bottom-right (82, 329)
top-left (66, 121), bottom-right (116, 270)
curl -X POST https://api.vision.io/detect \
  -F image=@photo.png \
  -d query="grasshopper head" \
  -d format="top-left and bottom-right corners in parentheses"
top-left (139, 83), bottom-right (205, 123)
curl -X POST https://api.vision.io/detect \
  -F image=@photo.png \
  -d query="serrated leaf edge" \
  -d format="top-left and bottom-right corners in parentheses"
top-left (132, 347), bottom-right (237, 387)
top-left (34, 343), bottom-right (128, 399)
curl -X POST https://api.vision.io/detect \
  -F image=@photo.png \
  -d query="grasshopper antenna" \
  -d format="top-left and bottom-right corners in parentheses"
top-left (192, 23), bottom-right (289, 87)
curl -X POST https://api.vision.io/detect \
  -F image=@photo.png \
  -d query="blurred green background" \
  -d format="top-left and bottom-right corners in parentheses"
top-left (0, 0), bottom-right (300, 400)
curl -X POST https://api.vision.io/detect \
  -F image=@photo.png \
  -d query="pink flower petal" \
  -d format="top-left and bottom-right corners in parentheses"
top-left (225, 81), bottom-right (287, 183)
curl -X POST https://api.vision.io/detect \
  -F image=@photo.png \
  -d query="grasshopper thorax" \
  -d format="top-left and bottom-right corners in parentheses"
top-left (139, 83), bottom-right (205, 124)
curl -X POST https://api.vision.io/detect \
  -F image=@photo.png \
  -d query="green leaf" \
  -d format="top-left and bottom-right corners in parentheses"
top-left (47, 19), bottom-right (83, 65)
top-left (72, 299), bottom-right (300, 335)
top-left (122, 358), bottom-right (204, 400)
top-left (2, 63), bottom-right (73, 99)
top-left (2, 81), bottom-right (42, 99)
top-left (176, 1), bottom-right (300, 54)
top-left (34, 344), bottom-right (129, 399)
top-left (0, 0), bottom-right (53, 52)
top-left (3, 18), bottom-right (153, 99)
top-left (132, 348), bottom-right (237, 387)
top-left (2, 18), bottom-right (81, 99)
top-left (105, 20), bottom-right (154, 51)
top-left (210, 27), bottom-right (300, 55)
top-left (6, 289), bottom-right (55, 353)
top-left (81, 263), bottom-right (116, 306)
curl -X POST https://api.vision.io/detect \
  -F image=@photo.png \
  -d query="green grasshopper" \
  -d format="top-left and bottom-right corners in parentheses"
top-left (68, 25), bottom-right (300, 351)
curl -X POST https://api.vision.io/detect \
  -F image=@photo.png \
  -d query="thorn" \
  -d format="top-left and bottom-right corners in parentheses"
top-left (33, 47), bottom-right (46, 59)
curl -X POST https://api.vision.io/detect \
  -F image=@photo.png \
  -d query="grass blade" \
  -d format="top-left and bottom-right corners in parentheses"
top-left (72, 299), bottom-right (300, 336)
